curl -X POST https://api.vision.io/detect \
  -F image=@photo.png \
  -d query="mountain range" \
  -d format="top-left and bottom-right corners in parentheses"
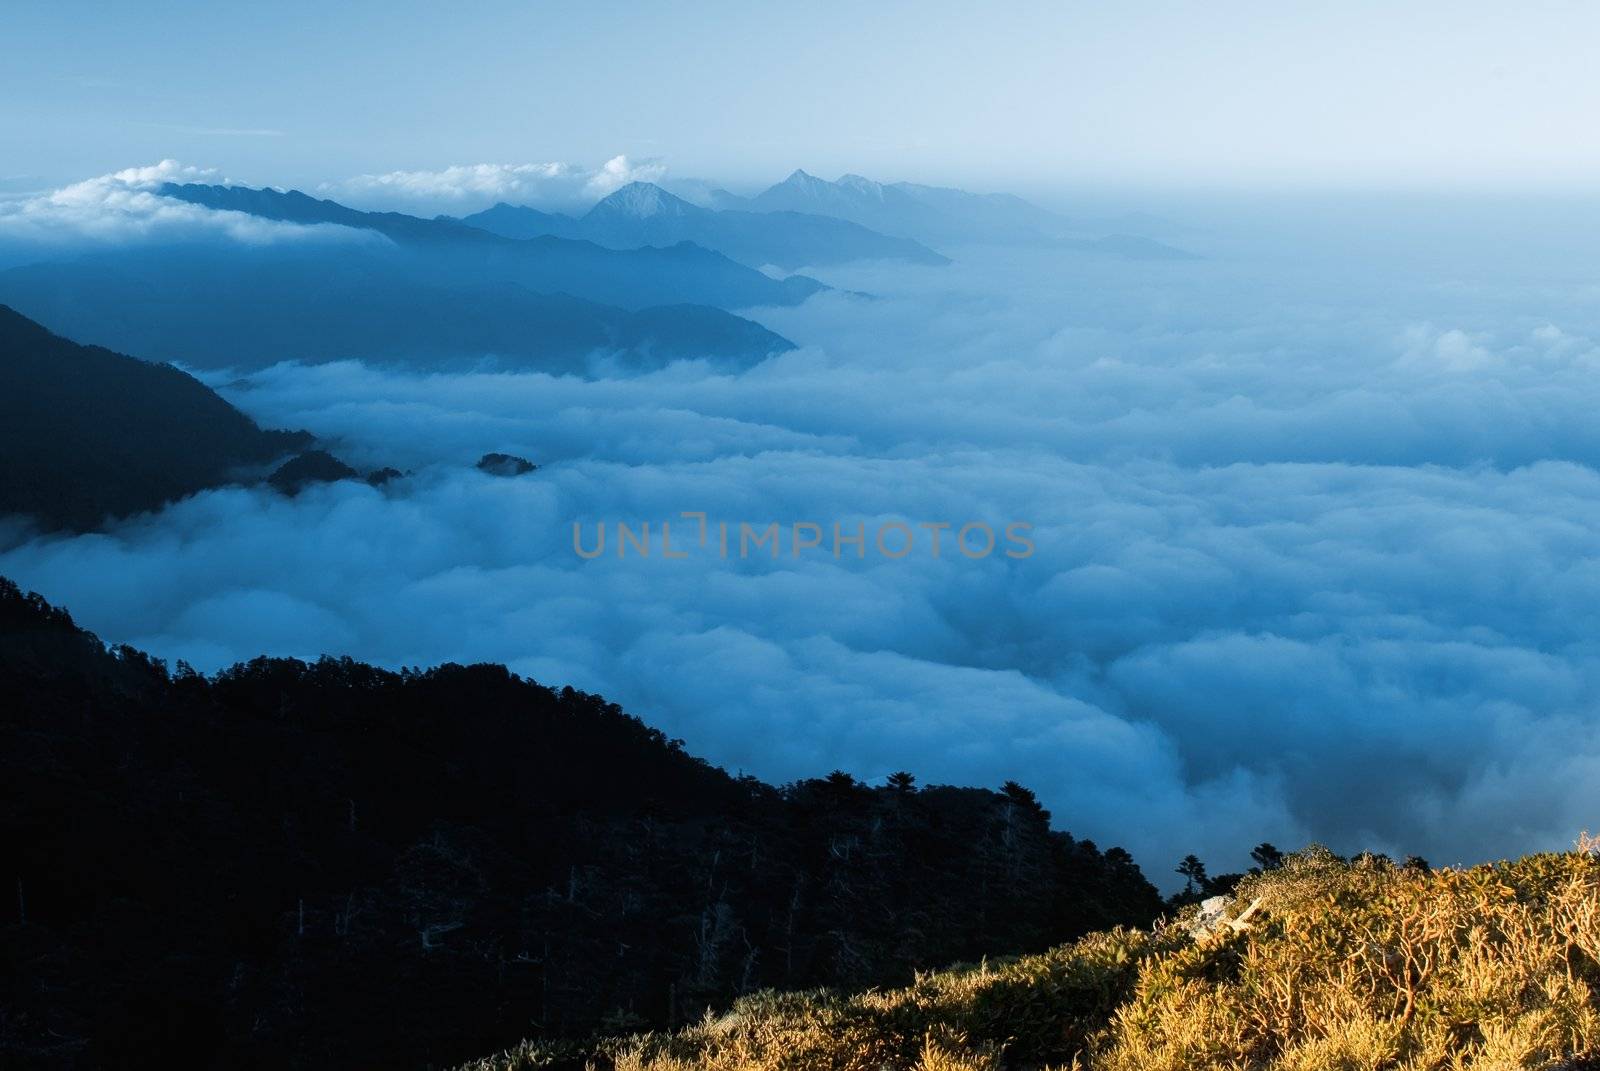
top-left (0, 180), bottom-right (818, 374)
top-left (737, 169), bottom-right (1074, 244)
top-left (0, 248), bottom-right (795, 374)
top-left (457, 182), bottom-right (950, 269)
top-left (680, 170), bottom-right (1198, 257)
top-left (0, 174), bottom-right (1194, 379)
top-left (159, 182), bottom-right (824, 309)
top-left (0, 305), bottom-right (312, 531)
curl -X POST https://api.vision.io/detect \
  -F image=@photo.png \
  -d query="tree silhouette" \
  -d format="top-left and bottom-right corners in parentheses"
top-left (1250, 842), bottom-right (1284, 873)
top-left (1000, 780), bottom-right (1051, 821)
top-left (886, 771), bottom-right (917, 793)
top-left (1176, 854), bottom-right (1208, 894)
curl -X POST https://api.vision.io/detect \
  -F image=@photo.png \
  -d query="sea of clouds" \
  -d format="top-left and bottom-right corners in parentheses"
top-left (5, 190), bottom-right (1600, 885)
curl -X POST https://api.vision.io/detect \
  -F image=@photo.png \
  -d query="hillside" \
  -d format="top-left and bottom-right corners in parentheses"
top-left (0, 578), bottom-right (1159, 1068)
top-left (462, 847), bottom-right (1600, 1071)
top-left (0, 305), bottom-right (310, 531)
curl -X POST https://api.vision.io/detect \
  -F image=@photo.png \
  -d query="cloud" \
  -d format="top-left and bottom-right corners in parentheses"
top-left (323, 155), bottom-right (668, 213)
top-left (8, 202), bottom-right (1600, 889)
top-left (0, 159), bottom-right (374, 249)
top-left (584, 154), bottom-right (668, 198)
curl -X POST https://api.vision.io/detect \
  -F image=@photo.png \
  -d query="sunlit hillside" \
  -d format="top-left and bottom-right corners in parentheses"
top-left (462, 846), bottom-right (1600, 1071)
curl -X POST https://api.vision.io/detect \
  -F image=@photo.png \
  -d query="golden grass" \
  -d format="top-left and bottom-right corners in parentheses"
top-left (460, 846), bottom-right (1600, 1070)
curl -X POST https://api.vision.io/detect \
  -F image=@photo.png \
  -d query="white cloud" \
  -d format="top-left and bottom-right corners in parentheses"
top-left (583, 154), bottom-right (668, 198)
top-left (324, 155), bottom-right (668, 213)
top-left (1399, 324), bottom-right (1496, 372)
top-left (0, 159), bottom-right (373, 248)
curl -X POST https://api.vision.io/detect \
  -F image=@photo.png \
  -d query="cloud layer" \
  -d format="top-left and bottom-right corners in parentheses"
top-left (322, 155), bottom-right (668, 213)
top-left (6, 199), bottom-right (1600, 886)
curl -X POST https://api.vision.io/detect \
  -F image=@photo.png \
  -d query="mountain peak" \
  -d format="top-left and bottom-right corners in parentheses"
top-left (777, 168), bottom-right (840, 193)
top-left (587, 181), bottom-right (697, 220)
top-left (836, 173), bottom-right (887, 200)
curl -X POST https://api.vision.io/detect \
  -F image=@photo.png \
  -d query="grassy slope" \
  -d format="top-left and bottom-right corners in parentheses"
top-left (460, 847), bottom-right (1600, 1071)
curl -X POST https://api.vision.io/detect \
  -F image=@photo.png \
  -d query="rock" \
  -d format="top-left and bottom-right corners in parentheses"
top-left (476, 452), bottom-right (537, 477)
top-left (267, 450), bottom-right (360, 495)
top-left (1187, 894), bottom-right (1264, 939)
top-left (1191, 895), bottom-right (1231, 937)
top-left (365, 467), bottom-right (405, 487)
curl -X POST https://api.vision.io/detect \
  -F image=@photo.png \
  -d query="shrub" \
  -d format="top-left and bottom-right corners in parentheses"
top-left (459, 846), bottom-right (1600, 1070)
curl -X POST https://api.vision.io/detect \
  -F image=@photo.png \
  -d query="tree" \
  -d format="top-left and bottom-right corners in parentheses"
top-left (1204, 872), bottom-right (1245, 896)
top-left (1176, 854), bottom-right (1208, 894)
top-left (1249, 843), bottom-right (1284, 873)
top-left (1000, 781), bottom-right (1046, 817)
top-left (886, 771), bottom-right (917, 793)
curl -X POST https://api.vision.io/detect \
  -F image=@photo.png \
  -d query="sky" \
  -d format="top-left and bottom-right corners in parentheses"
top-left (6, 0), bottom-right (1600, 198)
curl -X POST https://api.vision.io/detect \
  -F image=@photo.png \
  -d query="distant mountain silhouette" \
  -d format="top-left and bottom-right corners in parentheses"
top-left (732, 170), bottom-right (1198, 258)
top-left (734, 169), bottom-right (1067, 244)
top-left (457, 200), bottom-right (585, 241)
top-left (0, 305), bottom-right (309, 531)
top-left (0, 577), bottom-right (1162, 1068)
top-left (459, 182), bottom-right (949, 269)
top-left (0, 248), bottom-right (795, 374)
top-left (159, 182), bottom-right (825, 309)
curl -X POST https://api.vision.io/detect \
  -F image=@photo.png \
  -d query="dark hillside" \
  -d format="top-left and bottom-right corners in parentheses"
top-left (0, 305), bottom-right (308, 531)
top-left (0, 578), bottom-right (1160, 1068)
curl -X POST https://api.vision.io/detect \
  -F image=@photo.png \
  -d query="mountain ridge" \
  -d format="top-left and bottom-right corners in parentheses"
top-left (0, 251), bottom-right (795, 374)
top-left (459, 181), bottom-right (949, 269)
top-left (731, 170), bottom-right (1199, 258)
top-left (159, 182), bottom-right (827, 310)
top-left (0, 304), bottom-right (312, 531)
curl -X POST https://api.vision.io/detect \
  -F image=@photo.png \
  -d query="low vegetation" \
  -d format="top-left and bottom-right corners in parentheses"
top-left (462, 845), bottom-right (1600, 1070)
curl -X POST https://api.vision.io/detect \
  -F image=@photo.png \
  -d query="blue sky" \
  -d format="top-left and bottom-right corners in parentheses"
top-left (6, 0), bottom-right (1599, 197)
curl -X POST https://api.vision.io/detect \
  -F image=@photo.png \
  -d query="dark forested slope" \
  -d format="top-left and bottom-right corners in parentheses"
top-left (0, 578), bottom-right (1161, 1069)
top-left (0, 255), bottom-right (794, 374)
top-left (0, 305), bottom-right (309, 531)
